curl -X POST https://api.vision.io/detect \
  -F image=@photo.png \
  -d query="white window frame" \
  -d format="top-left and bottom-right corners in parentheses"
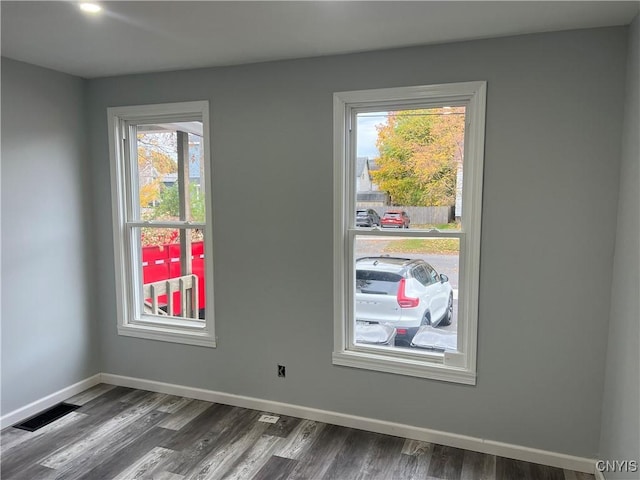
top-left (107, 101), bottom-right (215, 347)
top-left (333, 82), bottom-right (486, 384)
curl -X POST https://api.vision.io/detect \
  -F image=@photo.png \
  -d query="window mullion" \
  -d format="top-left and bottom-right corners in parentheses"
top-left (126, 221), bottom-right (205, 229)
top-left (348, 228), bottom-right (465, 239)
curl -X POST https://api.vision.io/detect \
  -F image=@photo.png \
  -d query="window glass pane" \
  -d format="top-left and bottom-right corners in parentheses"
top-left (355, 107), bottom-right (465, 231)
top-left (413, 265), bottom-right (430, 286)
top-left (138, 227), bottom-right (206, 320)
top-left (356, 270), bottom-right (403, 295)
top-left (135, 123), bottom-right (205, 223)
top-left (354, 235), bottom-right (459, 352)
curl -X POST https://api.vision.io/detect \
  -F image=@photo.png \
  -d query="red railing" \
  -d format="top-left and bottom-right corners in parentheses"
top-left (142, 241), bottom-right (205, 316)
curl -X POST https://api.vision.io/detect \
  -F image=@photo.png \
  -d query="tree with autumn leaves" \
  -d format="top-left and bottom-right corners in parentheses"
top-left (137, 132), bottom-right (178, 213)
top-left (371, 107), bottom-right (465, 206)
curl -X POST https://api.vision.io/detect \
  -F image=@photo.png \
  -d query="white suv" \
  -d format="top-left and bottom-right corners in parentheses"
top-left (355, 257), bottom-right (453, 345)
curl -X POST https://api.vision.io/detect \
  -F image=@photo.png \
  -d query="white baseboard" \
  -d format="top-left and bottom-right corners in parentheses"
top-left (0, 374), bottom-right (102, 429)
top-left (101, 373), bottom-right (596, 474)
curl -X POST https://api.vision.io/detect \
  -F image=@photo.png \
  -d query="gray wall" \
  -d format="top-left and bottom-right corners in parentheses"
top-left (1, 58), bottom-right (98, 415)
top-left (86, 27), bottom-right (627, 458)
top-left (599, 16), bottom-right (640, 479)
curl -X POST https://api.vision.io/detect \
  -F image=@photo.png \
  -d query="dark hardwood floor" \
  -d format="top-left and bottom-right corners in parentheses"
top-left (1, 384), bottom-right (595, 479)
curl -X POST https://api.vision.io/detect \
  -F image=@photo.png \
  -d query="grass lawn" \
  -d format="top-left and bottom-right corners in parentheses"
top-left (382, 223), bottom-right (460, 255)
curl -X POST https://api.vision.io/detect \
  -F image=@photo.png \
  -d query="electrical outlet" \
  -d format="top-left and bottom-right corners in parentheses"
top-left (259, 414), bottom-right (280, 424)
top-left (277, 364), bottom-right (286, 378)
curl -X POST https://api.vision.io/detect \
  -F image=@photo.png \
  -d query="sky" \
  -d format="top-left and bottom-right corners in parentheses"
top-left (356, 112), bottom-right (387, 158)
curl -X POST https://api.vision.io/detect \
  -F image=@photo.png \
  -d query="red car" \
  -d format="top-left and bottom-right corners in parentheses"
top-left (381, 210), bottom-right (410, 228)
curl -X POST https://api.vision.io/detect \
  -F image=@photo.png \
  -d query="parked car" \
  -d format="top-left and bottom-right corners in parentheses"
top-left (355, 257), bottom-right (453, 346)
top-left (380, 210), bottom-right (410, 228)
top-left (356, 208), bottom-right (381, 227)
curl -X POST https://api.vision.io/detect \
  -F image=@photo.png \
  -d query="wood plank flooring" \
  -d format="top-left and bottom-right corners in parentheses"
top-left (1, 384), bottom-right (595, 480)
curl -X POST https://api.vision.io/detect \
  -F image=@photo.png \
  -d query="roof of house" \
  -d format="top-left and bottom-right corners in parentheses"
top-left (162, 160), bottom-right (202, 183)
top-left (356, 157), bottom-right (369, 177)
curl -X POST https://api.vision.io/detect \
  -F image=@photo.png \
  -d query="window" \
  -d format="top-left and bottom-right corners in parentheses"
top-left (333, 82), bottom-right (486, 383)
top-left (107, 101), bottom-right (215, 347)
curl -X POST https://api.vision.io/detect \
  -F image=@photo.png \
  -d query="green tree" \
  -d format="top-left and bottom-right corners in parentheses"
top-left (153, 183), bottom-right (205, 222)
top-left (372, 108), bottom-right (465, 206)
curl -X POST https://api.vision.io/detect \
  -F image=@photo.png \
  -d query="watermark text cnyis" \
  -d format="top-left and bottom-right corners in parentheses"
top-left (596, 460), bottom-right (638, 473)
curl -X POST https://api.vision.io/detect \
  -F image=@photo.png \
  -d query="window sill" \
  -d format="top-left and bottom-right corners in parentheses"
top-left (332, 349), bottom-right (476, 385)
top-left (118, 322), bottom-right (216, 348)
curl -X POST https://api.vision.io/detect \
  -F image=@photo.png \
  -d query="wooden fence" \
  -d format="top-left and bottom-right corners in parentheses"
top-left (357, 205), bottom-right (454, 225)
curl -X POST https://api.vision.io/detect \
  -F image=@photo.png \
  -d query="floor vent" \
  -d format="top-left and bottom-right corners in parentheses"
top-left (13, 403), bottom-right (81, 432)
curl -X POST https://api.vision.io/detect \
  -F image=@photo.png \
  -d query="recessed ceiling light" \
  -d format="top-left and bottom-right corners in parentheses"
top-left (79, 3), bottom-right (102, 14)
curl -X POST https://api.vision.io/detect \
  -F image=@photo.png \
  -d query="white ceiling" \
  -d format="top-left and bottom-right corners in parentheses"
top-left (2, 1), bottom-right (638, 79)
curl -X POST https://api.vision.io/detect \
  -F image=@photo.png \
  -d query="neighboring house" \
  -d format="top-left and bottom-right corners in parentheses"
top-left (356, 156), bottom-right (389, 207)
top-left (356, 156), bottom-right (374, 192)
top-left (162, 159), bottom-right (202, 188)
top-left (162, 142), bottom-right (203, 188)
top-left (138, 161), bottom-right (161, 188)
